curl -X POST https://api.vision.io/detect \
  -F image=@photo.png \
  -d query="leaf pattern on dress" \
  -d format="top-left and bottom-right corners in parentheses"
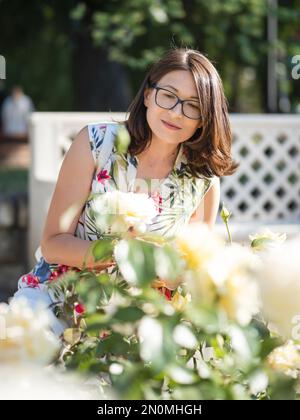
top-left (84, 123), bottom-right (215, 240)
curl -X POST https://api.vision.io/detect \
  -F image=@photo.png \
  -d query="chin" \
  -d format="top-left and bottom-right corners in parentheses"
top-left (152, 128), bottom-right (181, 143)
top-left (156, 136), bottom-right (180, 146)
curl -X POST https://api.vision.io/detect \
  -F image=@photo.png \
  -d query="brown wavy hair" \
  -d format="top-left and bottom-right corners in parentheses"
top-left (124, 48), bottom-right (238, 178)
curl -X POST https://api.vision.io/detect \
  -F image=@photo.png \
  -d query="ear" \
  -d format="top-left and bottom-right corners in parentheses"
top-left (144, 88), bottom-right (151, 108)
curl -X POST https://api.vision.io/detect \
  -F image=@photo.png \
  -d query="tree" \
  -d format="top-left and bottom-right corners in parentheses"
top-left (0, 0), bottom-right (299, 112)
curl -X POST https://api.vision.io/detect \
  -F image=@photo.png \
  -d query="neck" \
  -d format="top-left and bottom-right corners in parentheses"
top-left (137, 137), bottom-right (180, 166)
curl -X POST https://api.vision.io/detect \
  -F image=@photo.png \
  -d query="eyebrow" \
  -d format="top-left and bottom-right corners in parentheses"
top-left (162, 84), bottom-right (199, 100)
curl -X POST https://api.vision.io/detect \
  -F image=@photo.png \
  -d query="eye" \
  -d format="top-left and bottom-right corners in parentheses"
top-left (162, 92), bottom-right (176, 98)
top-left (187, 103), bottom-right (199, 110)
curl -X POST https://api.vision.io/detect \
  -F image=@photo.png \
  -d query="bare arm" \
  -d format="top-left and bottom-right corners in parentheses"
top-left (40, 126), bottom-right (114, 270)
top-left (189, 177), bottom-right (220, 229)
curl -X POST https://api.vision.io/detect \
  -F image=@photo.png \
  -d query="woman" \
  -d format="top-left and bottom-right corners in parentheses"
top-left (12, 48), bottom-right (238, 335)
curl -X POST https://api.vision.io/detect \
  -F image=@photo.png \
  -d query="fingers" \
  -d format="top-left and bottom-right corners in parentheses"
top-left (94, 260), bottom-right (116, 273)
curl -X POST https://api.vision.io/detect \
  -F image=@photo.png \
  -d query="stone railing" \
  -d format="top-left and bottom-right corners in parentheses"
top-left (28, 113), bottom-right (300, 266)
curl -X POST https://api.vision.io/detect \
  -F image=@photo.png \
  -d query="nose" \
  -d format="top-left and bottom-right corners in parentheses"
top-left (169, 101), bottom-right (183, 117)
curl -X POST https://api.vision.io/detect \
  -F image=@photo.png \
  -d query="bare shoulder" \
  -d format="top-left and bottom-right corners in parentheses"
top-left (202, 176), bottom-right (220, 227)
top-left (204, 176), bottom-right (220, 204)
top-left (64, 125), bottom-right (95, 170)
top-left (41, 125), bottom-right (95, 247)
top-left (189, 176), bottom-right (220, 227)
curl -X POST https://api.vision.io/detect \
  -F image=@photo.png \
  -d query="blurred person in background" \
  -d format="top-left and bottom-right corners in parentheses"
top-left (0, 80), bottom-right (8, 138)
top-left (1, 85), bottom-right (35, 141)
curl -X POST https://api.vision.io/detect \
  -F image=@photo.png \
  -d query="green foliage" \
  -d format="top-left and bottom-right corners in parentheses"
top-left (0, 168), bottom-right (28, 194)
top-left (1, 0), bottom-right (299, 111)
top-left (48, 233), bottom-right (299, 400)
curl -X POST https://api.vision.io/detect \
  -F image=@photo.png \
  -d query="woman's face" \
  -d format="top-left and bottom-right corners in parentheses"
top-left (144, 70), bottom-right (201, 147)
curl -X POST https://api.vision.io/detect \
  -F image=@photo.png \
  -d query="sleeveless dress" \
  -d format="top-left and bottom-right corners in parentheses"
top-left (12, 121), bottom-right (216, 335)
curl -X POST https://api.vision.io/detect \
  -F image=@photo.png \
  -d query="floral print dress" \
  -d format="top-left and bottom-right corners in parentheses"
top-left (14, 121), bottom-right (216, 334)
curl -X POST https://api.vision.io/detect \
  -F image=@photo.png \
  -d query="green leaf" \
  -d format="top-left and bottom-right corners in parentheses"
top-left (154, 243), bottom-right (184, 285)
top-left (114, 239), bottom-right (157, 286)
top-left (113, 307), bottom-right (145, 323)
top-left (91, 238), bottom-right (115, 263)
top-left (115, 125), bottom-right (131, 154)
top-left (85, 313), bottom-right (110, 332)
top-left (70, 3), bottom-right (86, 21)
top-left (250, 237), bottom-right (273, 250)
top-left (96, 332), bottom-right (138, 357)
top-left (259, 336), bottom-right (283, 360)
top-left (63, 328), bottom-right (82, 346)
top-left (75, 274), bottom-right (113, 312)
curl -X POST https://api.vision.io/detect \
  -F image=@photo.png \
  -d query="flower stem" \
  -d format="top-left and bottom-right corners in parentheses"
top-left (225, 221), bottom-right (232, 245)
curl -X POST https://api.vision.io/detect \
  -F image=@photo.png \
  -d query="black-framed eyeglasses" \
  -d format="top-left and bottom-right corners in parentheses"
top-left (149, 82), bottom-right (201, 120)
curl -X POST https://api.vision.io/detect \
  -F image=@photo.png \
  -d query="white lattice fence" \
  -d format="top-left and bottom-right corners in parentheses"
top-left (221, 115), bottom-right (300, 223)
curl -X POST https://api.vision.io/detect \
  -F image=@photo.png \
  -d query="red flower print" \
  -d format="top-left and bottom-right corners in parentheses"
top-left (97, 169), bottom-right (111, 185)
top-left (48, 264), bottom-right (79, 282)
top-left (74, 303), bottom-right (85, 315)
top-left (58, 264), bottom-right (69, 274)
top-left (22, 274), bottom-right (40, 288)
top-left (48, 270), bottom-right (60, 282)
top-left (150, 191), bottom-right (163, 214)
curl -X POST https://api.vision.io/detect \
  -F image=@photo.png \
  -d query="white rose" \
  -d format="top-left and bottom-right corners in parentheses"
top-left (206, 244), bottom-right (261, 325)
top-left (91, 191), bottom-right (158, 234)
top-left (0, 298), bottom-right (60, 365)
top-left (175, 222), bottom-right (224, 271)
top-left (257, 236), bottom-right (300, 339)
top-left (178, 227), bottom-right (260, 326)
top-left (268, 340), bottom-right (300, 378)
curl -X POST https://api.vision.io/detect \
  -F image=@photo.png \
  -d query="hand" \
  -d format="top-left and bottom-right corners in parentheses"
top-left (92, 259), bottom-right (116, 273)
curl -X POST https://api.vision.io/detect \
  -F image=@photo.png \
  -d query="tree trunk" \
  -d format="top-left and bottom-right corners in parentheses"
top-left (71, 31), bottom-right (132, 112)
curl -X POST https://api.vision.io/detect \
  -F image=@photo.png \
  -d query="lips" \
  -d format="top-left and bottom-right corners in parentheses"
top-left (161, 120), bottom-right (181, 130)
